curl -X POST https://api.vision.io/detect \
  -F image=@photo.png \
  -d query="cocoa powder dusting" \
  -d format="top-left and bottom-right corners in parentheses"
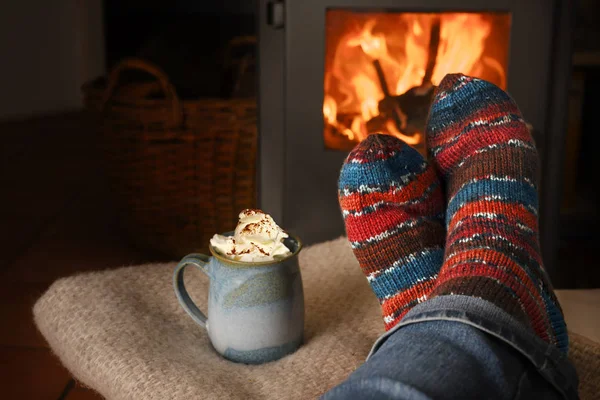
top-left (257, 247), bottom-right (270, 256)
top-left (241, 222), bottom-right (260, 234)
top-left (241, 208), bottom-right (263, 217)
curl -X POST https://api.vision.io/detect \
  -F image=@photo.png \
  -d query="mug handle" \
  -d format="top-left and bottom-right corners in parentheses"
top-left (173, 253), bottom-right (211, 329)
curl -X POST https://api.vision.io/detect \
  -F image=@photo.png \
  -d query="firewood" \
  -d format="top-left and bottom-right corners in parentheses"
top-left (422, 17), bottom-right (441, 86)
top-left (372, 59), bottom-right (408, 131)
top-left (366, 115), bottom-right (390, 135)
top-left (377, 17), bottom-right (441, 136)
top-left (381, 84), bottom-right (436, 136)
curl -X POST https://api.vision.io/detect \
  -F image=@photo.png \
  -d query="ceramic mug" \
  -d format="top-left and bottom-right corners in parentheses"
top-left (173, 233), bottom-right (304, 364)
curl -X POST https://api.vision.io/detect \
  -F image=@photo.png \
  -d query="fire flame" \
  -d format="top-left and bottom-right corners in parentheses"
top-left (324, 12), bottom-right (510, 149)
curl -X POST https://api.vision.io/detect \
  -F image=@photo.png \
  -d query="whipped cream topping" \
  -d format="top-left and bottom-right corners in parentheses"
top-left (210, 209), bottom-right (292, 262)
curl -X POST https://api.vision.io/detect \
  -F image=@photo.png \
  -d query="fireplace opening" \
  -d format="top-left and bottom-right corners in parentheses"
top-left (323, 10), bottom-right (511, 154)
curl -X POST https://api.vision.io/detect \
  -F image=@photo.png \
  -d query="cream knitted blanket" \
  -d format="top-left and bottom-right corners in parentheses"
top-left (34, 238), bottom-right (382, 399)
top-left (34, 237), bottom-right (600, 399)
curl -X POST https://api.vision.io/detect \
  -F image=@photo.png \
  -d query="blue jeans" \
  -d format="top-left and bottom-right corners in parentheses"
top-left (322, 296), bottom-right (579, 400)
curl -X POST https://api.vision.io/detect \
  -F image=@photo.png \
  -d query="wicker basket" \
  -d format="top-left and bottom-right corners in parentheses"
top-left (83, 57), bottom-right (257, 258)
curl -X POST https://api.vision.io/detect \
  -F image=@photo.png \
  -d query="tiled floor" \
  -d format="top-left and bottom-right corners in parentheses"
top-left (0, 113), bottom-right (168, 399)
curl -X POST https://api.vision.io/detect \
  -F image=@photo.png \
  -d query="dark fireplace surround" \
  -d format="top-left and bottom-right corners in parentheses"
top-left (257, 0), bottom-right (573, 285)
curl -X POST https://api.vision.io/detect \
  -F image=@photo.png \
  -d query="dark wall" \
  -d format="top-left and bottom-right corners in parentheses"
top-left (574, 0), bottom-right (600, 51)
top-left (102, 1), bottom-right (257, 97)
top-left (103, 1), bottom-right (256, 69)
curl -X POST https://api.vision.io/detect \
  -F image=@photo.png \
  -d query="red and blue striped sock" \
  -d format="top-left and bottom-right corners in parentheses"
top-left (338, 134), bottom-right (445, 331)
top-left (426, 74), bottom-right (568, 352)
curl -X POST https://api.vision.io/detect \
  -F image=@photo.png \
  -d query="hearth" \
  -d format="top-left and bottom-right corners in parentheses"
top-left (258, 0), bottom-right (573, 284)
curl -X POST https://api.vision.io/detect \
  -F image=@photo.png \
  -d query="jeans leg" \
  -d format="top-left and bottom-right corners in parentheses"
top-left (322, 320), bottom-right (564, 400)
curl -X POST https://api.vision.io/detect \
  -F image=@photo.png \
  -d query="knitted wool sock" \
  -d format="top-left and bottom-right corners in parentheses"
top-left (426, 74), bottom-right (568, 352)
top-left (338, 134), bottom-right (446, 330)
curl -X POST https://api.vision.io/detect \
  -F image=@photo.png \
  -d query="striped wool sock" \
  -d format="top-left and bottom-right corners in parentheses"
top-left (426, 74), bottom-right (568, 352)
top-left (338, 134), bottom-right (446, 330)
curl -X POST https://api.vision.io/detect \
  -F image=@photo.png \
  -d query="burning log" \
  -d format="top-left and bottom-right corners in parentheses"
top-left (383, 85), bottom-right (435, 136)
top-left (373, 77), bottom-right (435, 137)
top-left (372, 59), bottom-right (407, 131)
top-left (374, 17), bottom-right (441, 137)
top-left (365, 115), bottom-right (388, 134)
top-left (422, 17), bottom-right (441, 86)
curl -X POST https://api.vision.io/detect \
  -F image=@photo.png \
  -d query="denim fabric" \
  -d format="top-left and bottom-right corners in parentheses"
top-left (322, 295), bottom-right (579, 400)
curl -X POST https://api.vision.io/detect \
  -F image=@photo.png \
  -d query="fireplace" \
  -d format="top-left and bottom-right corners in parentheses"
top-left (323, 11), bottom-right (511, 155)
top-left (258, 0), bottom-right (573, 284)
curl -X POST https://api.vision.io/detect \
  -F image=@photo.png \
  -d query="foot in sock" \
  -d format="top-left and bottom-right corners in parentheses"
top-left (338, 134), bottom-right (446, 331)
top-left (426, 74), bottom-right (568, 352)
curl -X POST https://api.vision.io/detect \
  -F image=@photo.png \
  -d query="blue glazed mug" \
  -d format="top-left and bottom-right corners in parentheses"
top-left (173, 233), bottom-right (304, 364)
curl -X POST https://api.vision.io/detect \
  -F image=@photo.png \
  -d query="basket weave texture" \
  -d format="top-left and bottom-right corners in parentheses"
top-left (83, 58), bottom-right (257, 257)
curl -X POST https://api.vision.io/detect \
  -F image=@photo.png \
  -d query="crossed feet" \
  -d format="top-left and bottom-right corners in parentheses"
top-left (338, 73), bottom-right (568, 353)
